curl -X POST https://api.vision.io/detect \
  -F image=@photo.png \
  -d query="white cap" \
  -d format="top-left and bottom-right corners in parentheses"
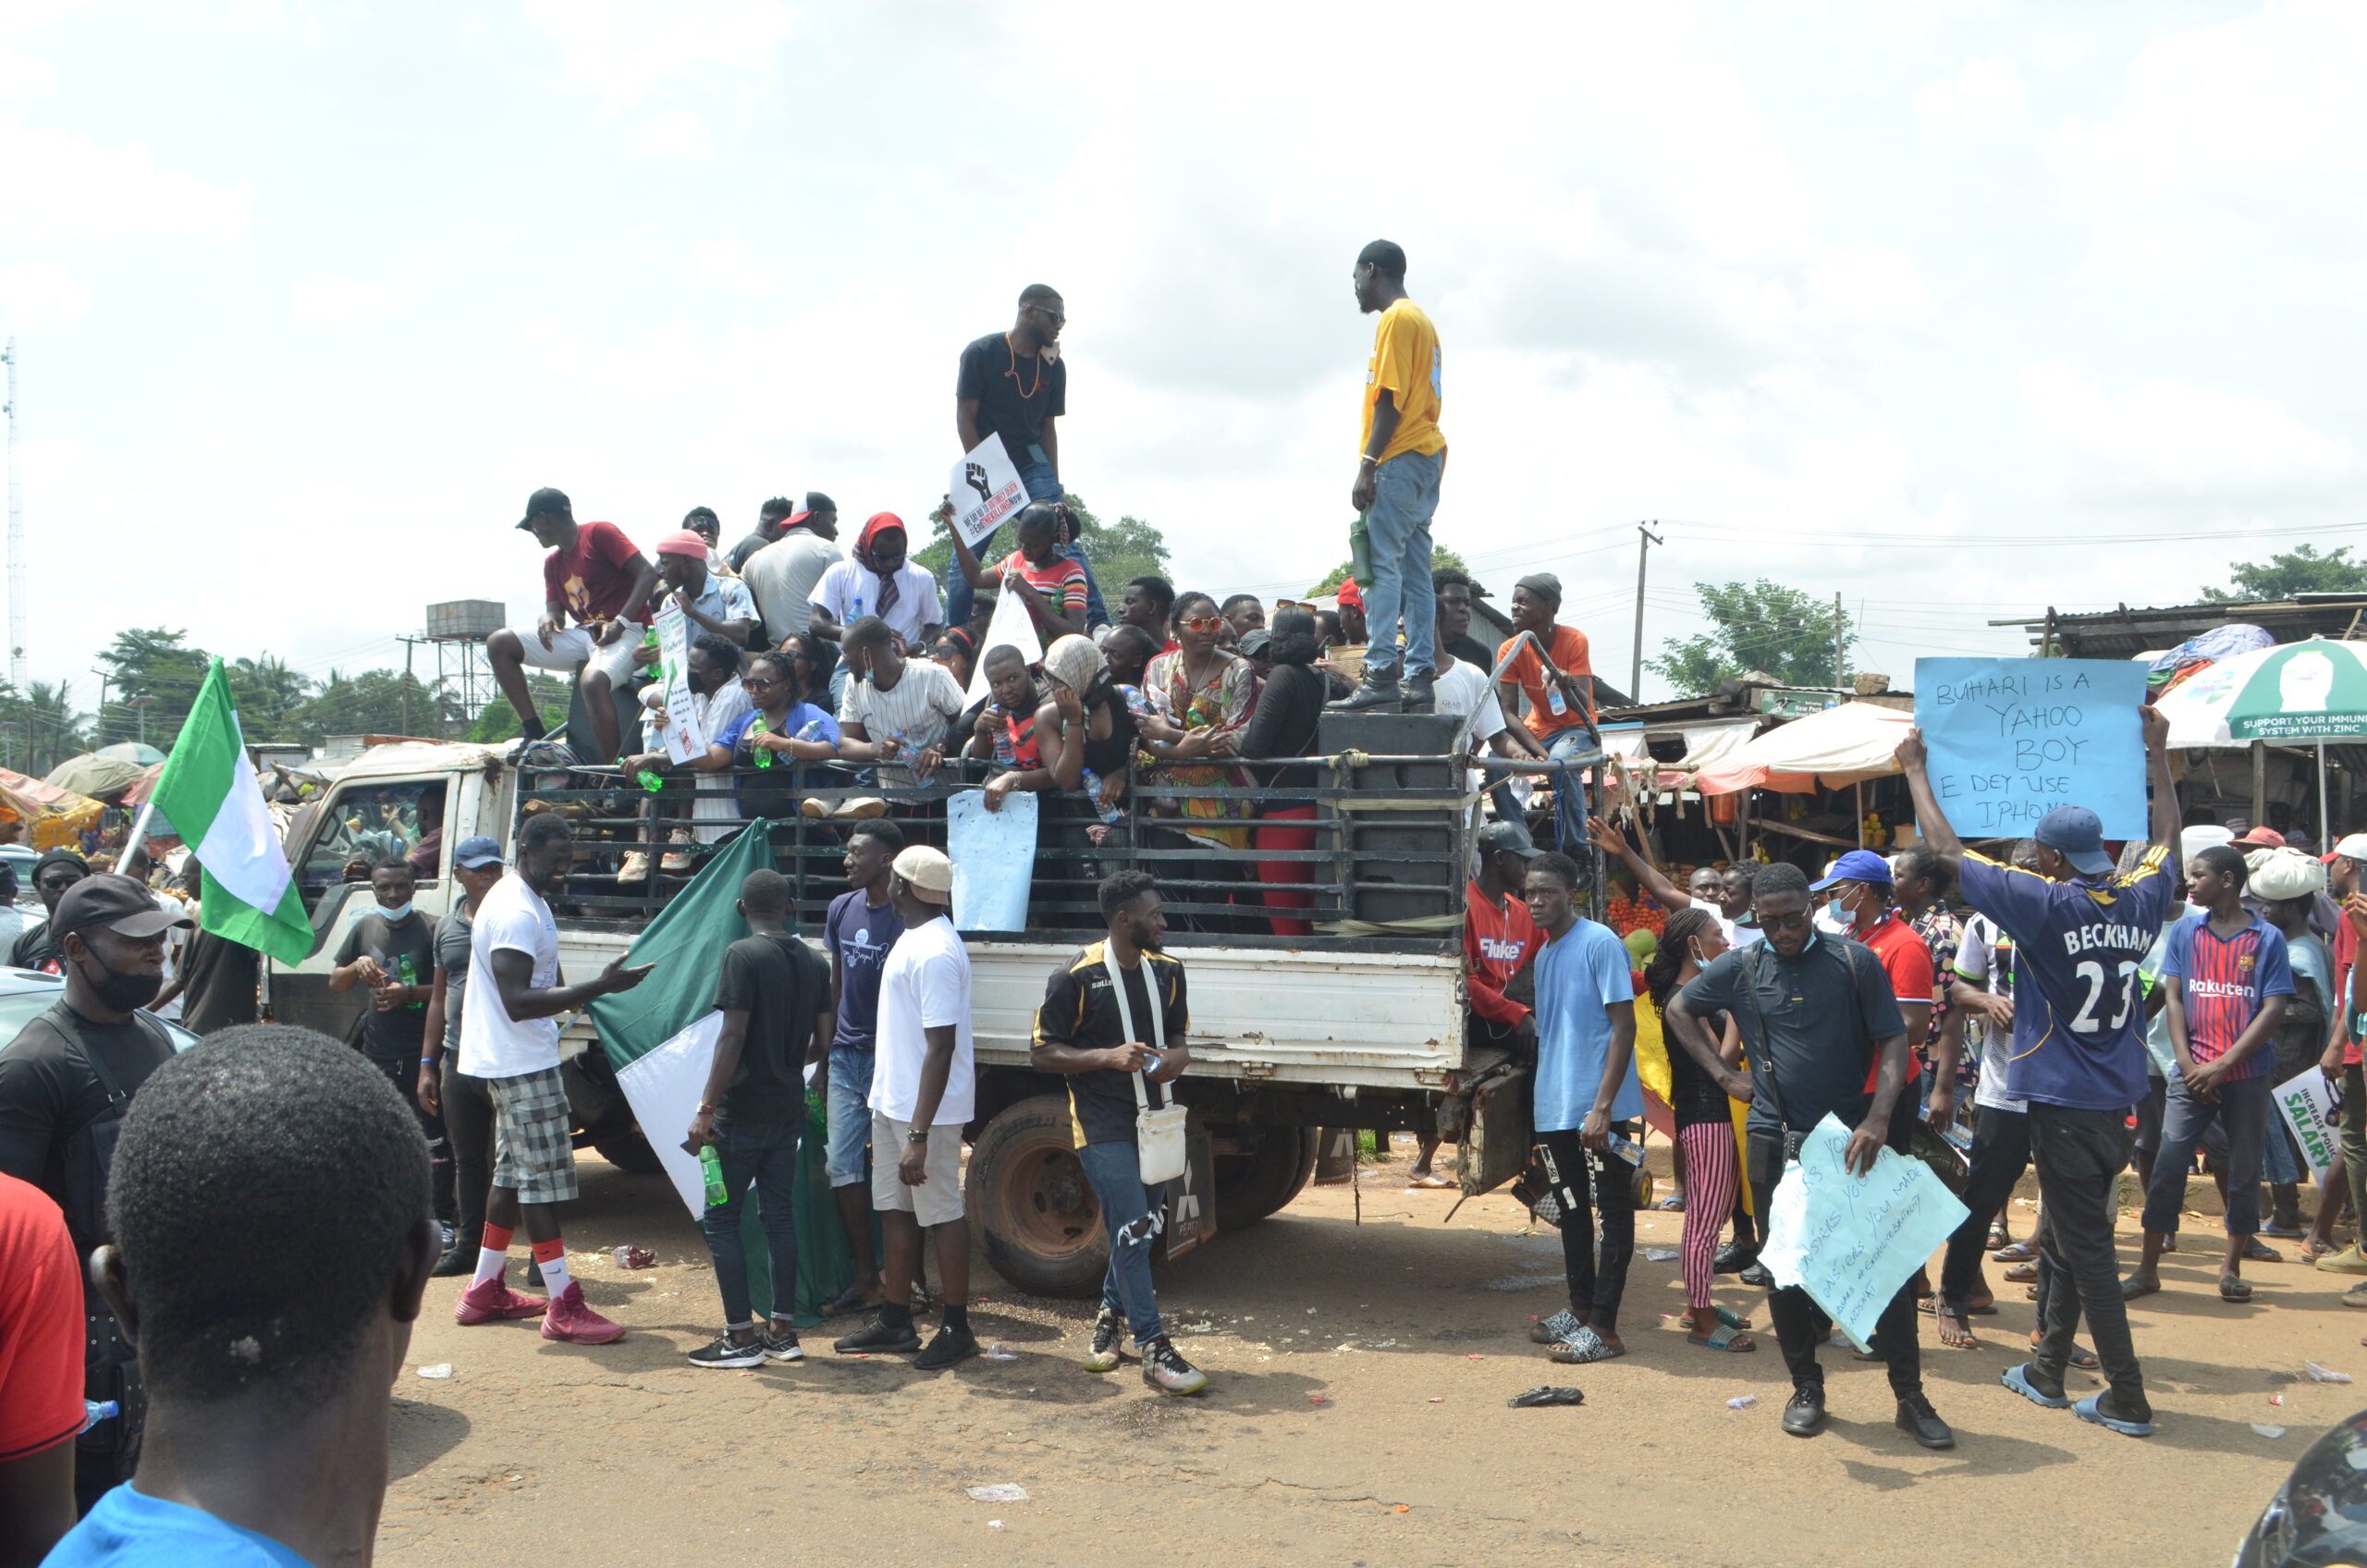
top-left (890, 844), bottom-right (952, 903)
top-left (2252, 847), bottom-right (2328, 900)
top-left (2336, 832), bottom-right (2367, 863)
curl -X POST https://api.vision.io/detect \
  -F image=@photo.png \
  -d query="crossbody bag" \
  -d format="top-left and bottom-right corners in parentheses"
top-left (1736, 939), bottom-right (1881, 1191)
top-left (1104, 946), bottom-right (1190, 1185)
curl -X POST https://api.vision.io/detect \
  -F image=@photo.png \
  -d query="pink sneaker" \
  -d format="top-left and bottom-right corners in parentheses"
top-left (540, 1282), bottom-right (625, 1345)
top-left (454, 1276), bottom-right (547, 1325)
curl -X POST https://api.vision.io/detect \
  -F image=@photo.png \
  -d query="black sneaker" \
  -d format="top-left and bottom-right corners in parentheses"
top-left (1782, 1385), bottom-right (1826, 1438)
top-left (762, 1328), bottom-right (803, 1363)
top-left (432, 1245), bottom-right (476, 1278)
top-left (1738, 1261), bottom-right (1773, 1289)
top-left (526, 1258), bottom-right (545, 1289)
top-left (1895, 1393), bottom-right (1956, 1450)
top-left (834, 1316), bottom-right (922, 1354)
top-left (1712, 1243), bottom-right (1756, 1276)
top-left (687, 1333), bottom-right (767, 1369)
top-left (1084, 1306), bottom-right (1124, 1372)
top-left (1141, 1336), bottom-right (1209, 1395)
top-left (914, 1325), bottom-right (979, 1370)
top-left (1327, 668), bottom-right (1402, 712)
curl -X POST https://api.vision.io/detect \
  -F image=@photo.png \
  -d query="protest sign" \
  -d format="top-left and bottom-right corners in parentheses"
top-left (948, 789), bottom-right (1037, 932)
top-left (650, 601), bottom-right (705, 765)
top-left (1913, 657), bottom-right (2148, 839)
top-left (1759, 1113), bottom-right (1969, 1351)
top-left (963, 582), bottom-right (1045, 706)
top-left (948, 432), bottom-right (1029, 551)
top-left (2275, 1066), bottom-right (2342, 1181)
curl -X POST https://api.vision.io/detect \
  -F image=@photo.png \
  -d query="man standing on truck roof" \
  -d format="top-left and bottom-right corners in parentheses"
top-left (682, 869), bottom-right (833, 1369)
top-left (817, 820), bottom-right (906, 1319)
top-left (950, 284), bottom-right (1067, 634)
top-left (453, 815), bottom-right (654, 1345)
top-left (1031, 870), bottom-right (1210, 1396)
top-left (1520, 851), bottom-right (1643, 1368)
top-left (834, 845), bottom-right (978, 1369)
top-left (484, 488), bottom-right (662, 763)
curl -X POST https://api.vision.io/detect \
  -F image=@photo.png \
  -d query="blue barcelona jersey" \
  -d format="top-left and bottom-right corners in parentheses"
top-left (1957, 845), bottom-right (2176, 1111)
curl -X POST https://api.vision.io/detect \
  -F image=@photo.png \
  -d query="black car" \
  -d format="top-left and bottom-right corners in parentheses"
top-left (2237, 1407), bottom-right (2367, 1566)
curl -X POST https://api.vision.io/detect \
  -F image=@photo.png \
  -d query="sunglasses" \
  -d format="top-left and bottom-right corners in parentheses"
top-left (1760, 909), bottom-right (1813, 931)
top-left (1178, 615), bottom-right (1225, 632)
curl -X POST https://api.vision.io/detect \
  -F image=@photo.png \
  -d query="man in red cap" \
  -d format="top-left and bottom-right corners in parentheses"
top-left (742, 496), bottom-right (842, 644)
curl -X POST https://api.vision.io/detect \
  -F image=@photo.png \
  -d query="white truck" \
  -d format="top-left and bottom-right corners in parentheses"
top-left (266, 723), bottom-right (1573, 1294)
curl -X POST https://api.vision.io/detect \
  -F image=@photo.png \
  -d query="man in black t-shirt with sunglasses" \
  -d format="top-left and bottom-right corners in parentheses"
top-left (951, 284), bottom-right (1067, 631)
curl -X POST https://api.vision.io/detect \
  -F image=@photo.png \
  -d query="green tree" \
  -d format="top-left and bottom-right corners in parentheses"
top-left (1648, 580), bottom-right (1856, 696)
top-left (294, 668), bottom-right (458, 743)
top-left (464, 675), bottom-right (571, 744)
top-left (2201, 544), bottom-right (2367, 603)
top-left (95, 628), bottom-right (212, 750)
top-left (1306, 545), bottom-right (1467, 598)
top-left (0, 680), bottom-right (88, 777)
top-left (227, 655), bottom-right (315, 742)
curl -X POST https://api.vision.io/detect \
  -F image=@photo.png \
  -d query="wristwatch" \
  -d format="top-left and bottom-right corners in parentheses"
top-left (906, 1127), bottom-right (932, 1144)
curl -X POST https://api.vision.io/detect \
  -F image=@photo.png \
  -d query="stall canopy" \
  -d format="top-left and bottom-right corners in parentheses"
top-left (0, 766), bottom-right (105, 851)
top-left (44, 752), bottom-right (150, 802)
top-left (1693, 702), bottom-right (1914, 795)
top-left (1599, 716), bottom-right (1762, 790)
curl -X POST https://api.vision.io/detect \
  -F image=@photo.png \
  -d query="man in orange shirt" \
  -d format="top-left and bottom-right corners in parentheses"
top-left (1498, 572), bottom-right (1597, 853)
top-left (1332, 239), bottom-right (1449, 716)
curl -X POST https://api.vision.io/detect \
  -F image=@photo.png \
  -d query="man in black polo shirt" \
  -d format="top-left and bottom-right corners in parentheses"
top-left (1666, 861), bottom-right (1953, 1451)
top-left (0, 873), bottom-right (190, 1508)
top-left (951, 283), bottom-right (1066, 631)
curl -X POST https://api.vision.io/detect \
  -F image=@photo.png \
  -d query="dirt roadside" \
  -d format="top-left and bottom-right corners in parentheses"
top-left (383, 1145), bottom-right (2344, 1568)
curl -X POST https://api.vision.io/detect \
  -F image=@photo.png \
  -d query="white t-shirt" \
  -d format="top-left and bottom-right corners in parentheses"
top-left (838, 659), bottom-right (969, 758)
top-left (870, 913), bottom-right (975, 1125)
top-left (1432, 656), bottom-right (1508, 797)
top-left (742, 529), bottom-right (842, 643)
top-left (811, 559), bottom-right (944, 648)
top-left (458, 872), bottom-right (563, 1079)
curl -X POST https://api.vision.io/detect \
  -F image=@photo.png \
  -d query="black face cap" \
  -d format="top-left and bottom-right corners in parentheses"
top-left (54, 873), bottom-right (192, 941)
top-left (516, 486), bottom-right (571, 531)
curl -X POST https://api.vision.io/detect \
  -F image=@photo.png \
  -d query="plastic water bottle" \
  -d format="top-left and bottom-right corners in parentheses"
top-left (698, 1144), bottom-right (727, 1207)
top-left (1081, 766), bottom-right (1123, 826)
top-left (750, 714), bottom-right (773, 769)
top-left (1546, 679), bottom-right (1568, 717)
top-left (794, 718), bottom-right (828, 743)
top-left (79, 1400), bottom-right (117, 1435)
top-left (1605, 1132), bottom-right (1645, 1167)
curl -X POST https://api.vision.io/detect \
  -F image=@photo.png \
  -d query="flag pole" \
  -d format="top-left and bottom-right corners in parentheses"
top-left (114, 801), bottom-right (159, 880)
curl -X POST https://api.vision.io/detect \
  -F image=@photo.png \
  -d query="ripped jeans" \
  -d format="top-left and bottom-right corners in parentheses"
top-left (1079, 1139), bottom-right (1165, 1345)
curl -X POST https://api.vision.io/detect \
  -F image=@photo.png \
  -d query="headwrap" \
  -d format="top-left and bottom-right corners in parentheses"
top-left (1041, 634), bottom-right (1108, 696)
top-left (854, 512), bottom-right (907, 619)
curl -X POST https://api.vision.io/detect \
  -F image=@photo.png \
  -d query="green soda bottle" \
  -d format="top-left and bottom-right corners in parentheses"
top-left (635, 769), bottom-right (665, 793)
top-left (398, 954), bottom-right (423, 1008)
top-left (750, 713), bottom-right (773, 769)
top-left (698, 1143), bottom-right (727, 1207)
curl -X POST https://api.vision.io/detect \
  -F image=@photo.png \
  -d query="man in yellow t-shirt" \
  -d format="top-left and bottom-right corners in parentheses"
top-left (1333, 239), bottom-right (1450, 717)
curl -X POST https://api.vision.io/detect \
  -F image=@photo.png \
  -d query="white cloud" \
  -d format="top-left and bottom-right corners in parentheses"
top-left (682, 239), bottom-right (776, 299)
top-left (2019, 361), bottom-right (2355, 504)
top-left (522, 0), bottom-right (794, 109)
top-left (289, 274), bottom-right (407, 325)
top-left (0, 119), bottom-right (251, 243)
top-left (635, 109), bottom-right (710, 160)
top-left (1914, 53), bottom-right (2030, 145)
top-left (0, 262), bottom-right (92, 329)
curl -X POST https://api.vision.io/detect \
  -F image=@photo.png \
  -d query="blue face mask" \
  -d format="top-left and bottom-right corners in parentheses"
top-left (379, 900), bottom-right (415, 923)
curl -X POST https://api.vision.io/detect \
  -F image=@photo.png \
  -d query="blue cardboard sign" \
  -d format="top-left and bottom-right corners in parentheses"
top-left (947, 790), bottom-right (1037, 933)
top-left (1913, 657), bottom-right (2149, 839)
top-left (1760, 1114), bottom-right (1970, 1351)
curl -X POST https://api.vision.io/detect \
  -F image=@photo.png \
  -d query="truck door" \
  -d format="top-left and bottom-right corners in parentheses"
top-left (270, 773), bottom-right (457, 1038)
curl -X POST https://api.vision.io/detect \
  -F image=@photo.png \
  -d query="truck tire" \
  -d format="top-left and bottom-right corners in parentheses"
top-left (1215, 1126), bottom-right (1317, 1230)
top-left (590, 1128), bottom-right (663, 1176)
top-left (967, 1095), bottom-right (1109, 1299)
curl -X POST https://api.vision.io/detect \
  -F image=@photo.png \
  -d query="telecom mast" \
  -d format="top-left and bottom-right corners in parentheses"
top-left (2, 339), bottom-right (21, 691)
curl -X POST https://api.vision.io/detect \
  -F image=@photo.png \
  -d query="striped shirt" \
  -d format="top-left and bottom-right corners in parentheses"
top-left (2161, 911), bottom-right (2295, 1083)
top-left (997, 549), bottom-right (1087, 634)
top-left (837, 659), bottom-right (968, 759)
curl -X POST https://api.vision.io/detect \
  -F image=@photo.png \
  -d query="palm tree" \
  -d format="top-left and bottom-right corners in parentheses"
top-left (230, 655), bottom-right (313, 741)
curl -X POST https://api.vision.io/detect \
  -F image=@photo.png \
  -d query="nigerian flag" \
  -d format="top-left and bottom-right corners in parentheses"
top-left (152, 658), bottom-right (311, 964)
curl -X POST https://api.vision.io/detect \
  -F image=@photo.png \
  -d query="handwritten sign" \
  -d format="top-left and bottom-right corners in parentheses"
top-left (963, 581), bottom-right (1045, 706)
top-left (1913, 657), bottom-right (2148, 839)
top-left (2275, 1066), bottom-right (2341, 1181)
top-left (948, 432), bottom-right (1029, 550)
top-left (651, 602), bottom-right (705, 764)
top-left (948, 789), bottom-right (1037, 932)
top-left (1759, 1114), bottom-right (1969, 1350)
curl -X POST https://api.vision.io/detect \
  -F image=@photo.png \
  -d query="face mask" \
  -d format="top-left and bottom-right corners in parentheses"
top-left (380, 901), bottom-right (415, 923)
top-left (78, 948), bottom-right (162, 1013)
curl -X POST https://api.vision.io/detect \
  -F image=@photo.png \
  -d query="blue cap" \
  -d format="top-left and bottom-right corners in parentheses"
top-left (2034, 804), bottom-right (2114, 877)
top-left (453, 835), bottom-right (505, 869)
top-left (1810, 849), bottom-right (1894, 891)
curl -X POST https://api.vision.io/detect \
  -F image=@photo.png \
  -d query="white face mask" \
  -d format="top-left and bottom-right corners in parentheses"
top-left (379, 900), bottom-right (415, 922)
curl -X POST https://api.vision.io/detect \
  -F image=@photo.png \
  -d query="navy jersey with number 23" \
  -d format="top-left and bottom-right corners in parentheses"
top-left (1956, 845), bottom-right (2176, 1111)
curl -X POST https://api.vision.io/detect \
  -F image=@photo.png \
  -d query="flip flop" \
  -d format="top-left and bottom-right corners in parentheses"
top-left (1919, 1294), bottom-right (1997, 1317)
top-left (2076, 1392), bottom-right (2154, 1439)
top-left (2118, 1276), bottom-right (2160, 1301)
top-left (2260, 1221), bottom-right (2308, 1239)
top-left (2001, 1363), bottom-right (2070, 1409)
top-left (1687, 1324), bottom-right (1756, 1353)
top-left (2003, 1263), bottom-right (2038, 1283)
top-left (1654, 1195), bottom-right (1686, 1211)
top-left (1508, 1385), bottom-right (1586, 1407)
top-left (1993, 1243), bottom-right (2038, 1263)
top-left (1404, 1173), bottom-right (1453, 1190)
top-left (1714, 1305), bottom-right (1753, 1331)
top-left (2219, 1276), bottom-right (2254, 1302)
top-left (2030, 1332), bottom-right (2101, 1368)
top-left (2246, 1241), bottom-right (2283, 1264)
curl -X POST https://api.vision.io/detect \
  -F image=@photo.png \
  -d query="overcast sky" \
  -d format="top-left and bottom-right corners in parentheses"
top-left (4, 0), bottom-right (2362, 711)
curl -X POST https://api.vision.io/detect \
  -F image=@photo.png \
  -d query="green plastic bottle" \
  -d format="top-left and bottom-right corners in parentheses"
top-left (698, 1143), bottom-right (727, 1207)
top-left (398, 954), bottom-right (423, 1009)
top-left (749, 713), bottom-right (773, 769)
top-left (635, 769), bottom-right (665, 793)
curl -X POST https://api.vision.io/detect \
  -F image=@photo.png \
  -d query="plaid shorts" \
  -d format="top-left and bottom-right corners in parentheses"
top-left (489, 1065), bottom-right (578, 1205)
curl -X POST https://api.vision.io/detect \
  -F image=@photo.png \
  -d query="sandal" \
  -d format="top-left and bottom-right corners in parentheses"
top-left (1993, 1243), bottom-right (2038, 1263)
top-left (2029, 1330), bottom-right (2099, 1368)
top-left (2003, 1262), bottom-right (2038, 1283)
top-left (1655, 1195), bottom-right (1686, 1211)
top-left (1714, 1305), bottom-right (1753, 1331)
top-left (1508, 1385), bottom-right (1586, 1407)
top-left (2119, 1275), bottom-right (2161, 1301)
top-left (1919, 1294), bottom-right (1996, 1317)
top-left (1934, 1301), bottom-right (1981, 1350)
top-left (2220, 1275), bottom-right (2254, 1302)
top-left (1687, 1324), bottom-right (1757, 1353)
top-left (1404, 1172), bottom-right (1453, 1190)
top-left (2246, 1240), bottom-right (2283, 1264)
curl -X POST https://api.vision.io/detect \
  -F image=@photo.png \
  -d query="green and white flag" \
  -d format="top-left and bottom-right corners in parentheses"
top-left (151, 658), bottom-right (313, 964)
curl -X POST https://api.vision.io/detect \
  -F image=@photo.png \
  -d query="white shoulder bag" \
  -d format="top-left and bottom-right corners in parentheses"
top-left (1104, 945), bottom-right (1190, 1184)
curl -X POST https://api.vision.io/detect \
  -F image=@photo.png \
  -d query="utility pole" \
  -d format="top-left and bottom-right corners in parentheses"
top-left (1834, 591), bottom-right (1846, 692)
top-left (3, 339), bottom-right (22, 691)
top-left (1629, 521), bottom-right (1663, 701)
top-left (91, 670), bottom-right (109, 744)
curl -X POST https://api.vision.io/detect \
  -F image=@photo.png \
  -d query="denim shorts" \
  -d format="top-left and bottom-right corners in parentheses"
top-left (826, 1044), bottom-right (876, 1188)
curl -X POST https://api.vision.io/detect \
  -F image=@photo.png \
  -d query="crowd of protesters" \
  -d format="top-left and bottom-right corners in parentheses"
top-left (1, 243), bottom-right (2350, 1565)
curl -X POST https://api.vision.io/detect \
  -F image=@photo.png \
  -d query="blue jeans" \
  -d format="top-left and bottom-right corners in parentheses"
top-left (947, 459), bottom-right (1072, 630)
top-left (2141, 1072), bottom-right (2268, 1237)
top-left (825, 1044), bottom-right (876, 1188)
top-left (698, 1117), bottom-right (801, 1326)
top-left (1545, 728), bottom-right (1593, 854)
top-left (2262, 1090), bottom-right (2303, 1184)
top-left (1079, 1140), bottom-right (1164, 1345)
top-left (1363, 447), bottom-right (1444, 679)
